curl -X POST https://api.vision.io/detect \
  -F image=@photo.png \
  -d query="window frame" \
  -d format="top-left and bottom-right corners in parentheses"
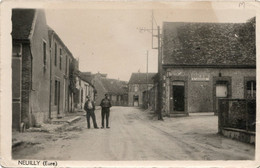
top-left (244, 77), bottom-right (256, 99)
top-left (43, 40), bottom-right (47, 67)
top-left (59, 48), bottom-right (62, 70)
top-left (54, 43), bottom-right (57, 66)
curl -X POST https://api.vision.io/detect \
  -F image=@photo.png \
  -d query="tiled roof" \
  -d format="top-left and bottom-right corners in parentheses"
top-left (48, 26), bottom-right (74, 58)
top-left (100, 78), bottom-right (128, 95)
top-left (128, 73), bottom-right (157, 84)
top-left (162, 18), bottom-right (256, 66)
top-left (80, 72), bottom-right (94, 83)
top-left (12, 9), bottom-right (36, 40)
top-left (79, 71), bottom-right (93, 86)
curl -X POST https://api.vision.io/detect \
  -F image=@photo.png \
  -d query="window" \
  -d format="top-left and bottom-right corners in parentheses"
top-left (216, 81), bottom-right (228, 98)
top-left (81, 89), bottom-right (83, 103)
top-left (216, 84), bottom-right (228, 98)
top-left (55, 80), bottom-right (58, 105)
top-left (43, 41), bottom-right (47, 66)
top-left (60, 48), bottom-right (62, 70)
top-left (65, 55), bottom-right (68, 74)
top-left (246, 80), bottom-right (256, 99)
top-left (86, 85), bottom-right (89, 96)
top-left (54, 43), bottom-right (57, 66)
top-left (54, 80), bottom-right (60, 106)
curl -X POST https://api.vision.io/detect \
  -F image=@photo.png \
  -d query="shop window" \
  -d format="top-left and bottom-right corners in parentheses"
top-left (216, 84), bottom-right (228, 98)
top-left (246, 80), bottom-right (256, 99)
top-left (216, 81), bottom-right (228, 98)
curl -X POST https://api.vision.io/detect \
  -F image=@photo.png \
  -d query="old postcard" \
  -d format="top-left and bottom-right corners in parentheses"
top-left (0, 0), bottom-right (259, 167)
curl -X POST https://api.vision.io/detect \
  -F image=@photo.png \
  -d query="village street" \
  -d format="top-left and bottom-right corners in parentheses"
top-left (12, 107), bottom-right (254, 160)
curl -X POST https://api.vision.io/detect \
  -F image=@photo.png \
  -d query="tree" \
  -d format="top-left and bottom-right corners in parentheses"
top-left (68, 59), bottom-right (79, 112)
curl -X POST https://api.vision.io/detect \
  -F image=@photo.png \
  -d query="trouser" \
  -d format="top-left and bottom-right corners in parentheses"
top-left (86, 110), bottom-right (98, 128)
top-left (101, 108), bottom-right (110, 127)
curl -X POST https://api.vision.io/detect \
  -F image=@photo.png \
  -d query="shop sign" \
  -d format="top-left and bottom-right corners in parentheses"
top-left (191, 73), bottom-right (210, 81)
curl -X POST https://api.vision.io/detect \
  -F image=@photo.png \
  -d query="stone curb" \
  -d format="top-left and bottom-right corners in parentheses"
top-left (67, 116), bottom-right (81, 124)
top-left (12, 140), bottom-right (24, 148)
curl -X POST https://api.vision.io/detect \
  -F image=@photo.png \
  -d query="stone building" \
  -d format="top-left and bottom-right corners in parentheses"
top-left (75, 72), bottom-right (96, 111)
top-left (12, 9), bottom-right (79, 130)
top-left (128, 73), bottom-right (156, 107)
top-left (160, 17), bottom-right (256, 116)
top-left (12, 9), bottom-right (51, 129)
top-left (48, 27), bottom-right (78, 118)
top-left (80, 72), bottom-right (128, 106)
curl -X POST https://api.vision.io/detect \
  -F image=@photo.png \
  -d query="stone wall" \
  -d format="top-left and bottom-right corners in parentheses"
top-left (29, 10), bottom-right (50, 125)
top-left (163, 68), bottom-right (256, 113)
top-left (218, 98), bottom-right (256, 144)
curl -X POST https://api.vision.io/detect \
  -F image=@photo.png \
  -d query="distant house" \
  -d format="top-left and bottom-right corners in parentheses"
top-left (160, 17), bottom-right (256, 116)
top-left (128, 73), bottom-right (156, 107)
top-left (75, 72), bottom-right (96, 111)
top-left (12, 9), bottom-right (51, 129)
top-left (80, 72), bottom-right (128, 106)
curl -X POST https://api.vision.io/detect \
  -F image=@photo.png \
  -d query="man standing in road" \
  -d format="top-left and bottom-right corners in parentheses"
top-left (100, 94), bottom-right (112, 129)
top-left (84, 96), bottom-right (99, 129)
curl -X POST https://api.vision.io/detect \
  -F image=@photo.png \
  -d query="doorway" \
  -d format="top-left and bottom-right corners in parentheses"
top-left (172, 82), bottom-right (185, 112)
top-left (133, 95), bottom-right (139, 107)
top-left (213, 77), bottom-right (231, 115)
top-left (215, 82), bottom-right (228, 113)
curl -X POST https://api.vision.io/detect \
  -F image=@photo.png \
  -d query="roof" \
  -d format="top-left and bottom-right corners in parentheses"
top-left (80, 72), bottom-right (93, 83)
top-left (48, 26), bottom-right (74, 58)
top-left (12, 9), bottom-right (36, 40)
top-left (100, 78), bottom-right (128, 95)
top-left (128, 73), bottom-right (157, 84)
top-left (162, 18), bottom-right (256, 67)
top-left (78, 71), bottom-right (94, 87)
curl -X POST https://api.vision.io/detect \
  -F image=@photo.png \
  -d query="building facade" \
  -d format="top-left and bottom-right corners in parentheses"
top-left (12, 9), bottom-right (51, 129)
top-left (75, 72), bottom-right (96, 111)
top-left (48, 27), bottom-right (78, 118)
top-left (160, 18), bottom-right (256, 116)
top-left (128, 73), bottom-right (156, 107)
top-left (82, 72), bottom-right (128, 106)
top-left (12, 9), bottom-right (79, 130)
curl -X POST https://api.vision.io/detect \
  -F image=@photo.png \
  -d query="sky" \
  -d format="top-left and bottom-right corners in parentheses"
top-left (45, 2), bottom-right (255, 81)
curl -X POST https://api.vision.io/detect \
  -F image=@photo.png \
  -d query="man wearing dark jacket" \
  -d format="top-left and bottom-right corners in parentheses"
top-left (100, 94), bottom-right (112, 128)
top-left (84, 96), bottom-right (99, 129)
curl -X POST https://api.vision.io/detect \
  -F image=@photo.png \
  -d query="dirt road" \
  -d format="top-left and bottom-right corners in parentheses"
top-left (12, 107), bottom-right (254, 160)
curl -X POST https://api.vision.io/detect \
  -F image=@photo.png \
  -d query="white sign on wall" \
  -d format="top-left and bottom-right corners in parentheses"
top-left (191, 73), bottom-right (210, 81)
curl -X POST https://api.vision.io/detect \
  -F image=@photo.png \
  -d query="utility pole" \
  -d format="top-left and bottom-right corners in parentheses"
top-left (146, 50), bottom-right (149, 109)
top-left (157, 26), bottom-right (163, 120)
top-left (137, 10), bottom-right (163, 120)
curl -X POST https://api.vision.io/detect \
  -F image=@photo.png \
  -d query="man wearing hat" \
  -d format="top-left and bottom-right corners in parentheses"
top-left (100, 94), bottom-right (112, 128)
top-left (84, 96), bottom-right (99, 129)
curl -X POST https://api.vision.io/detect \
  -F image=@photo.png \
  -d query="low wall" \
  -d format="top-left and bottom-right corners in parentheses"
top-left (218, 98), bottom-right (256, 144)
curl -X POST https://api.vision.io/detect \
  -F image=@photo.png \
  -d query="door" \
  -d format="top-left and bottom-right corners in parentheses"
top-left (216, 83), bottom-right (228, 112)
top-left (133, 95), bottom-right (139, 106)
top-left (57, 81), bottom-right (60, 115)
top-left (172, 82), bottom-right (185, 112)
top-left (63, 78), bottom-right (66, 113)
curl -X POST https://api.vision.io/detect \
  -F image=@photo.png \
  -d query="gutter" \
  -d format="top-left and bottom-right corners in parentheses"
top-left (162, 64), bottom-right (256, 69)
